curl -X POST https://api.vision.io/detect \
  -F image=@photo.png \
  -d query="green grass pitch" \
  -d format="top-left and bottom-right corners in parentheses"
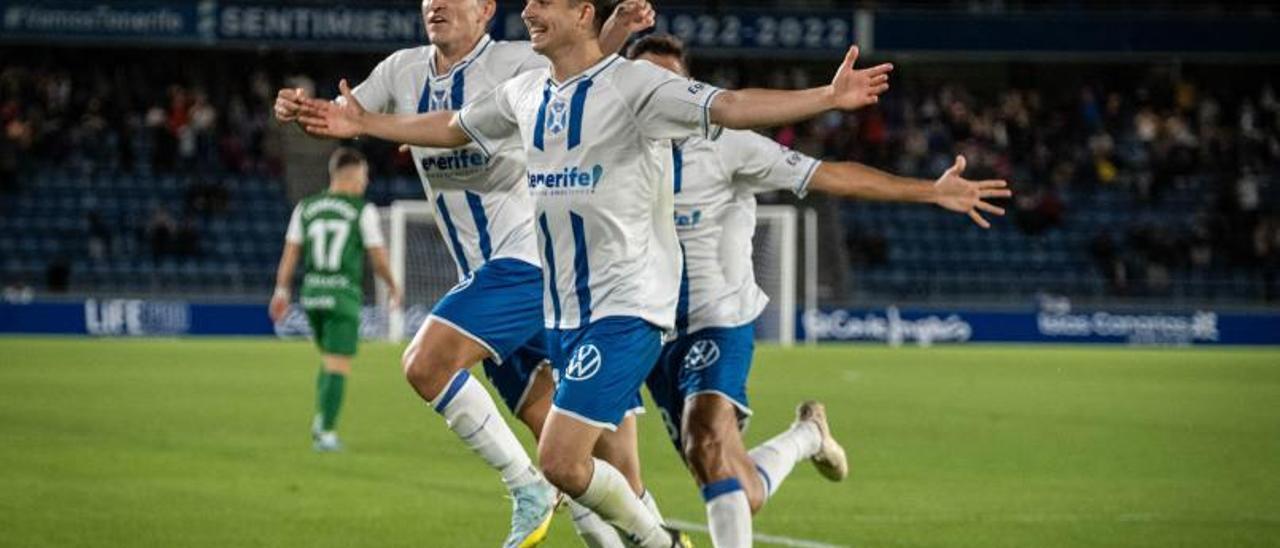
top-left (2, 338), bottom-right (1278, 547)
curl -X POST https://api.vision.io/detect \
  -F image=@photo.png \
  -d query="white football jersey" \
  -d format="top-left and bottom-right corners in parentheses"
top-left (351, 35), bottom-right (548, 279)
top-left (673, 129), bottom-right (819, 334)
top-left (459, 55), bottom-right (723, 331)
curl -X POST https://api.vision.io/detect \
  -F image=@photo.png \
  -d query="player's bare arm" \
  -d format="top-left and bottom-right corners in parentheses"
top-left (710, 46), bottom-right (892, 129)
top-left (366, 246), bottom-right (401, 309)
top-left (810, 155), bottom-right (1012, 229)
top-left (269, 242), bottom-right (301, 323)
top-left (297, 80), bottom-right (471, 148)
top-left (599, 0), bottom-right (655, 54)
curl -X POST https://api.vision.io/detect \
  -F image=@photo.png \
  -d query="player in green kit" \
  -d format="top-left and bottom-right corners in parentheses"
top-left (269, 147), bottom-right (400, 452)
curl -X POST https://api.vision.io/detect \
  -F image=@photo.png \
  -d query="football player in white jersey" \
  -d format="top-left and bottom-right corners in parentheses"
top-left (274, 1), bottom-right (655, 547)
top-left (627, 35), bottom-right (1013, 547)
top-left (296, 1), bottom-right (894, 545)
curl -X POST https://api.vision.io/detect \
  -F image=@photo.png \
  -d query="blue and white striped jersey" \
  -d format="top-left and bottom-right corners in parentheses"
top-left (458, 55), bottom-right (723, 331)
top-left (352, 35), bottom-right (547, 280)
top-left (672, 130), bottom-right (819, 334)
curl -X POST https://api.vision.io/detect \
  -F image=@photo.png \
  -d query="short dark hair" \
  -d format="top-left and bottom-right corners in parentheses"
top-left (626, 34), bottom-right (688, 67)
top-left (328, 147), bottom-right (366, 175)
top-left (576, 0), bottom-right (618, 35)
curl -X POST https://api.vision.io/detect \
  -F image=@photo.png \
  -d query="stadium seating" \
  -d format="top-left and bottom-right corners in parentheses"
top-left (3, 163), bottom-right (1273, 304)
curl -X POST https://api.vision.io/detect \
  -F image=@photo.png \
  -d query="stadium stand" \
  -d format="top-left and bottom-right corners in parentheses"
top-left (1, 48), bottom-right (1276, 304)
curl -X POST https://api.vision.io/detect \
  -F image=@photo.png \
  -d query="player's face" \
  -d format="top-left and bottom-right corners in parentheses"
top-left (422, 0), bottom-right (493, 48)
top-left (352, 165), bottom-right (370, 194)
top-left (637, 52), bottom-right (687, 78)
top-left (522, 0), bottom-right (593, 54)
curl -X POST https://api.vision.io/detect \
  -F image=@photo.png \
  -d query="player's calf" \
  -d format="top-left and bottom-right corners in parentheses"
top-left (683, 394), bottom-right (769, 512)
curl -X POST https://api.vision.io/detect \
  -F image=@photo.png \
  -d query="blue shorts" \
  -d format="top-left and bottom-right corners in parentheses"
top-left (431, 258), bottom-right (548, 413)
top-left (480, 332), bottom-right (549, 413)
top-left (646, 323), bottom-right (755, 451)
top-left (547, 317), bottom-right (662, 430)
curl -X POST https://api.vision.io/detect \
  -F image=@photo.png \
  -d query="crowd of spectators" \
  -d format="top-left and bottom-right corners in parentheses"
top-left (2, 47), bottom-right (1276, 301)
top-left (695, 61), bottom-right (1279, 298)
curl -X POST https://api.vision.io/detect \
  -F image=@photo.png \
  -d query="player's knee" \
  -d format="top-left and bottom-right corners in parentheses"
top-left (682, 428), bottom-right (730, 482)
top-left (401, 339), bottom-right (468, 396)
top-left (538, 448), bottom-right (591, 495)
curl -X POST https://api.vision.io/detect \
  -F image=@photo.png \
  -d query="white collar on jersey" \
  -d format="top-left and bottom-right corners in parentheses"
top-left (428, 34), bottom-right (494, 82)
top-left (548, 53), bottom-right (622, 92)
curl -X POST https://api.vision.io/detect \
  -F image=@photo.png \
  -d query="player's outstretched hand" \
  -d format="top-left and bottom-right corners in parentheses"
top-left (828, 46), bottom-right (893, 111)
top-left (605, 0), bottom-right (656, 35)
top-left (933, 155), bottom-right (1013, 229)
top-left (268, 293), bottom-right (289, 324)
top-left (298, 79), bottom-right (365, 140)
top-left (274, 87), bottom-right (308, 123)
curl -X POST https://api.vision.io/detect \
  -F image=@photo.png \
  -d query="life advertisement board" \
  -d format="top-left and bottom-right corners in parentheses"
top-left (798, 306), bottom-right (1280, 346)
top-left (3, 299), bottom-right (1277, 346)
top-left (0, 299), bottom-right (427, 339)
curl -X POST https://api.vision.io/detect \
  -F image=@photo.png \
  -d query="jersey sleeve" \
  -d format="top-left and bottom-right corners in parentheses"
top-left (285, 205), bottom-right (304, 244)
top-left (627, 61), bottom-right (724, 141)
top-left (359, 204), bottom-right (385, 249)
top-left (456, 81), bottom-right (519, 157)
top-left (720, 130), bottom-right (821, 198)
top-left (350, 52), bottom-right (401, 113)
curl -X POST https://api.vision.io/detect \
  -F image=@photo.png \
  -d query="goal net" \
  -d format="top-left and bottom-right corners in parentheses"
top-left (381, 200), bottom-right (803, 346)
top-left (380, 201), bottom-right (457, 342)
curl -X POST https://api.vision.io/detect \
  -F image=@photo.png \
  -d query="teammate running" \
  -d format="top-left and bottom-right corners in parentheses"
top-left (269, 147), bottom-right (400, 453)
top-left (627, 35), bottom-right (1013, 547)
top-left (274, 1), bottom-right (655, 546)
top-left (297, 0), bottom-right (894, 545)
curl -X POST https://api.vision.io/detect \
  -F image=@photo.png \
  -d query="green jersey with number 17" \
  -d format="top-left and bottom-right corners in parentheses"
top-left (284, 192), bottom-right (386, 314)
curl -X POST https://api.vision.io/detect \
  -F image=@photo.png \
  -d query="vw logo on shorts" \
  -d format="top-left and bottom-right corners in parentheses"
top-left (683, 340), bottom-right (721, 372)
top-left (565, 344), bottom-right (603, 381)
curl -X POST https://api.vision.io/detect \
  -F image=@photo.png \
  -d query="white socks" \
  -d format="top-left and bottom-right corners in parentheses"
top-left (748, 420), bottom-right (821, 500)
top-left (432, 370), bottom-right (539, 490)
top-left (699, 421), bottom-right (822, 548)
top-left (569, 487), bottom-right (665, 547)
top-left (576, 458), bottom-right (671, 548)
top-left (703, 478), bottom-right (752, 548)
top-left (569, 500), bottom-right (626, 548)
top-left (640, 489), bottom-right (665, 524)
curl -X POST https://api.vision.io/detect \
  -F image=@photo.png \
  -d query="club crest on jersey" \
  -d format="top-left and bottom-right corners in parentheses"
top-left (429, 87), bottom-right (451, 111)
top-left (546, 99), bottom-right (570, 136)
top-left (683, 340), bottom-right (721, 372)
top-left (565, 344), bottom-right (603, 381)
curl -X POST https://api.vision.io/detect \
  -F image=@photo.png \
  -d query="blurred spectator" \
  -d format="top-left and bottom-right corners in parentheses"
top-left (45, 257), bottom-right (70, 293)
top-left (86, 210), bottom-right (112, 262)
top-left (145, 206), bottom-right (177, 262)
top-left (175, 216), bottom-right (202, 258)
top-left (184, 177), bottom-right (229, 218)
top-left (3, 281), bottom-right (35, 303)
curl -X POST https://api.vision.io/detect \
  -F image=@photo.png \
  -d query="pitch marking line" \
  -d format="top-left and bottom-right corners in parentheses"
top-left (666, 518), bottom-right (850, 548)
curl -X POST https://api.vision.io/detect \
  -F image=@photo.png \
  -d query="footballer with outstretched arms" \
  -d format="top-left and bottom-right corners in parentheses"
top-left (269, 147), bottom-right (400, 453)
top-left (296, 0), bottom-right (894, 545)
top-left (627, 34), bottom-right (1013, 547)
top-left (274, 1), bottom-right (655, 546)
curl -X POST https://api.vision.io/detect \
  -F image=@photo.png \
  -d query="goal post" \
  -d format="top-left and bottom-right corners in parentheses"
top-left (753, 205), bottom-right (798, 347)
top-left (379, 200), bottom-right (457, 343)
top-left (380, 200), bottom-right (814, 346)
